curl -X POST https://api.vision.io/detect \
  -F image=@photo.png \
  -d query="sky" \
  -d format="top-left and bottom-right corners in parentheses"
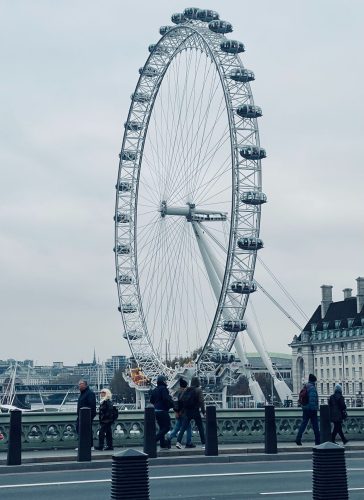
top-left (1, 0), bottom-right (363, 365)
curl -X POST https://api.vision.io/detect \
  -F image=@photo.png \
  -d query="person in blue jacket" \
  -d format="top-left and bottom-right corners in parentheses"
top-left (295, 373), bottom-right (320, 446)
top-left (150, 374), bottom-right (174, 449)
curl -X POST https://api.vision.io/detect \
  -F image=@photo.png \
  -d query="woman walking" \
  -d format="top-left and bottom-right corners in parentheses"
top-left (329, 384), bottom-right (348, 444)
top-left (95, 388), bottom-right (114, 450)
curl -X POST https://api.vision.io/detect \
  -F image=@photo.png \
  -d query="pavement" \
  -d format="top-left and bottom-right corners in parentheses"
top-left (1, 440), bottom-right (364, 474)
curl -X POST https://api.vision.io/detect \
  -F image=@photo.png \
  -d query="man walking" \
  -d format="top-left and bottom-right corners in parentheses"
top-left (150, 374), bottom-right (174, 449)
top-left (296, 373), bottom-right (320, 446)
top-left (76, 379), bottom-right (97, 448)
top-left (176, 376), bottom-right (205, 449)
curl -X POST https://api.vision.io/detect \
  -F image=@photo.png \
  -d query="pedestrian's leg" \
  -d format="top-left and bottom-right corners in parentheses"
top-left (98, 423), bottom-right (105, 449)
top-left (177, 414), bottom-right (190, 446)
top-left (155, 411), bottom-right (164, 445)
top-left (105, 423), bottom-right (113, 449)
top-left (168, 417), bottom-right (181, 441)
top-left (193, 411), bottom-right (205, 445)
top-left (310, 411), bottom-right (320, 445)
top-left (337, 422), bottom-right (346, 443)
top-left (186, 422), bottom-right (193, 445)
top-left (332, 422), bottom-right (339, 442)
top-left (296, 410), bottom-right (309, 444)
top-left (156, 411), bottom-right (171, 448)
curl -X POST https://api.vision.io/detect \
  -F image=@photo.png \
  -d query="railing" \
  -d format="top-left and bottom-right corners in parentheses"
top-left (0, 408), bottom-right (363, 451)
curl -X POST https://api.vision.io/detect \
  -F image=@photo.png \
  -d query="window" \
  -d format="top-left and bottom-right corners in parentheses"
top-left (320, 383), bottom-right (324, 393)
top-left (352, 355), bottom-right (356, 363)
top-left (314, 357), bottom-right (317, 366)
top-left (339, 368), bottom-right (343, 378)
top-left (326, 357), bottom-right (329, 365)
top-left (326, 369), bottom-right (330, 378)
top-left (345, 368), bottom-right (349, 377)
top-left (333, 368), bottom-right (336, 378)
top-left (332, 356), bottom-right (336, 365)
top-left (345, 356), bottom-right (348, 364)
top-left (352, 368), bottom-right (356, 378)
top-left (326, 383), bottom-right (330, 394)
top-left (360, 367), bottom-right (363, 377)
top-left (320, 369), bottom-right (324, 378)
top-left (320, 357), bottom-right (323, 366)
top-left (359, 355), bottom-right (362, 363)
top-left (338, 356), bottom-right (342, 364)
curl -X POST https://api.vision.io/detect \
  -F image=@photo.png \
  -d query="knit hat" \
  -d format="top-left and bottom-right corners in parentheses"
top-left (179, 378), bottom-right (188, 388)
top-left (308, 373), bottom-right (317, 383)
top-left (335, 384), bottom-right (342, 393)
top-left (157, 374), bottom-right (167, 385)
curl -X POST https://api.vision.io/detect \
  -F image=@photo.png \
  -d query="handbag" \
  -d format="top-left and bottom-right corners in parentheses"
top-left (342, 409), bottom-right (348, 420)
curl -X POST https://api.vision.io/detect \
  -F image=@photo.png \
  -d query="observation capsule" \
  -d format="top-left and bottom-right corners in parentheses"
top-left (124, 121), bottom-right (143, 131)
top-left (123, 330), bottom-right (143, 341)
top-left (119, 303), bottom-right (137, 314)
top-left (115, 274), bottom-right (133, 285)
top-left (208, 20), bottom-right (233, 34)
top-left (160, 25), bottom-right (175, 36)
top-left (171, 13), bottom-right (186, 24)
top-left (220, 40), bottom-right (245, 54)
top-left (183, 7), bottom-right (200, 19)
top-left (114, 212), bottom-right (130, 223)
top-left (240, 146), bottom-right (266, 160)
top-left (120, 150), bottom-right (137, 162)
top-left (229, 68), bottom-right (255, 82)
top-left (231, 281), bottom-right (257, 294)
top-left (241, 191), bottom-right (267, 205)
top-left (113, 244), bottom-right (131, 255)
top-left (115, 180), bottom-right (132, 192)
top-left (237, 237), bottom-right (264, 251)
top-left (139, 66), bottom-right (159, 77)
top-left (222, 320), bottom-right (247, 332)
top-left (236, 104), bottom-right (262, 119)
top-left (209, 350), bottom-right (235, 364)
top-left (197, 9), bottom-right (219, 22)
top-left (148, 44), bottom-right (169, 55)
top-left (131, 92), bottom-right (150, 103)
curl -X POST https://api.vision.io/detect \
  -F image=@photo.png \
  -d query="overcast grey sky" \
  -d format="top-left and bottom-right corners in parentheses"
top-left (1, 1), bottom-right (363, 365)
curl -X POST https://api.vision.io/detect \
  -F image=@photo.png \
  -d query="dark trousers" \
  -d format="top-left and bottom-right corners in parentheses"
top-left (98, 422), bottom-right (113, 448)
top-left (155, 410), bottom-right (171, 447)
top-left (332, 422), bottom-right (346, 443)
top-left (296, 409), bottom-right (320, 445)
top-left (177, 409), bottom-right (205, 445)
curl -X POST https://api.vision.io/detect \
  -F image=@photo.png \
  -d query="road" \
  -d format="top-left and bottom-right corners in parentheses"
top-left (0, 457), bottom-right (363, 499)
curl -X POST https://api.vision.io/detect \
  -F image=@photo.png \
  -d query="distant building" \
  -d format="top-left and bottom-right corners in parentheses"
top-left (290, 277), bottom-right (364, 405)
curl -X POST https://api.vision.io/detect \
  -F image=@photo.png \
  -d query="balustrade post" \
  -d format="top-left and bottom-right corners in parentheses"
top-left (143, 405), bottom-right (157, 458)
top-left (205, 405), bottom-right (218, 456)
top-left (264, 405), bottom-right (277, 454)
top-left (7, 409), bottom-right (22, 466)
top-left (77, 407), bottom-right (91, 462)
top-left (319, 404), bottom-right (331, 443)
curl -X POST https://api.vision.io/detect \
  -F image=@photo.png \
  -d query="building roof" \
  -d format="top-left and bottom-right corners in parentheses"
top-left (298, 296), bottom-right (364, 340)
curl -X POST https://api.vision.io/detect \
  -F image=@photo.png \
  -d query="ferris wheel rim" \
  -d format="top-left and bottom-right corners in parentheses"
top-left (115, 15), bottom-right (265, 385)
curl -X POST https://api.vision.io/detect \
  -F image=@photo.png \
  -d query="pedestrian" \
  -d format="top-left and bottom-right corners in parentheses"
top-left (176, 376), bottom-right (205, 449)
top-left (295, 373), bottom-right (320, 446)
top-left (150, 374), bottom-right (174, 449)
top-left (76, 379), bottom-right (97, 448)
top-left (329, 384), bottom-right (348, 444)
top-left (95, 388), bottom-right (114, 450)
top-left (166, 378), bottom-right (195, 448)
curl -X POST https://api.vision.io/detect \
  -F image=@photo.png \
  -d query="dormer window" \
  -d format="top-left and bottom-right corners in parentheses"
top-left (348, 319), bottom-right (354, 328)
top-left (311, 323), bottom-right (317, 333)
top-left (323, 322), bottom-right (329, 330)
top-left (335, 320), bottom-right (341, 329)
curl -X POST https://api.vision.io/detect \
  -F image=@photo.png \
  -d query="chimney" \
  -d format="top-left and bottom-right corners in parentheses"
top-left (343, 288), bottom-right (352, 300)
top-left (321, 285), bottom-right (333, 318)
top-left (356, 277), bottom-right (364, 313)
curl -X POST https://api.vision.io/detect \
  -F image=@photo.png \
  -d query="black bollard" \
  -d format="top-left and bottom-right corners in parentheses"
top-left (78, 407), bottom-right (91, 462)
top-left (312, 442), bottom-right (348, 499)
top-left (111, 448), bottom-right (149, 500)
top-left (205, 405), bottom-right (218, 456)
top-left (319, 404), bottom-right (331, 443)
top-left (143, 405), bottom-right (157, 458)
top-left (7, 409), bottom-right (22, 466)
top-left (264, 405), bottom-right (277, 454)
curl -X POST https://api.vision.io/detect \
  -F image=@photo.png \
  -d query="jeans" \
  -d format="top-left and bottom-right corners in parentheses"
top-left (296, 409), bottom-right (320, 445)
top-left (155, 410), bottom-right (171, 447)
top-left (168, 416), bottom-right (192, 444)
top-left (177, 409), bottom-right (205, 445)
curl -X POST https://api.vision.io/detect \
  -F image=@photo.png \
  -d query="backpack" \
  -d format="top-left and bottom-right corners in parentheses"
top-left (112, 405), bottom-right (119, 422)
top-left (180, 387), bottom-right (197, 410)
top-left (298, 386), bottom-right (309, 406)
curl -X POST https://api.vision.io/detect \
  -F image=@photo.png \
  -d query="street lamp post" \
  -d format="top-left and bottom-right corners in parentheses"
top-left (341, 342), bottom-right (345, 396)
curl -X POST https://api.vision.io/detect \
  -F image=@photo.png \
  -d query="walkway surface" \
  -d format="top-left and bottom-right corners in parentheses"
top-left (1, 440), bottom-right (363, 474)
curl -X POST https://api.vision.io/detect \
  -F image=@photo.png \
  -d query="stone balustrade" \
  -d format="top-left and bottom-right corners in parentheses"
top-left (0, 408), bottom-right (363, 451)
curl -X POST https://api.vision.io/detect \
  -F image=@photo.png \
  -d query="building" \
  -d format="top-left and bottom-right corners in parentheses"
top-left (290, 277), bottom-right (364, 405)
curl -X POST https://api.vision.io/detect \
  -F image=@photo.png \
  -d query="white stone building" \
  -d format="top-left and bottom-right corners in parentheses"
top-left (290, 277), bottom-right (364, 406)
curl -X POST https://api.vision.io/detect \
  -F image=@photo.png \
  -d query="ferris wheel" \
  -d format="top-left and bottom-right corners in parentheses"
top-left (114, 7), bottom-right (267, 387)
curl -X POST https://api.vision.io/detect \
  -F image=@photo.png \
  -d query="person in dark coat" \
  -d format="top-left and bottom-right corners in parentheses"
top-left (95, 388), bottom-right (114, 450)
top-left (329, 384), bottom-right (348, 444)
top-left (150, 374), bottom-right (174, 449)
top-left (295, 373), bottom-right (320, 446)
top-left (76, 379), bottom-right (97, 447)
top-left (166, 378), bottom-right (194, 448)
top-left (176, 376), bottom-right (205, 449)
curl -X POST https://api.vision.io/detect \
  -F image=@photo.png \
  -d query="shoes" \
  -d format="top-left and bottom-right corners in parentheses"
top-left (94, 446), bottom-right (103, 451)
top-left (175, 442), bottom-right (183, 449)
top-left (104, 446), bottom-right (114, 451)
top-left (343, 439), bottom-right (349, 445)
top-left (295, 439), bottom-right (302, 446)
top-left (200, 444), bottom-right (205, 449)
top-left (165, 438), bottom-right (171, 449)
top-left (185, 443), bottom-right (196, 448)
